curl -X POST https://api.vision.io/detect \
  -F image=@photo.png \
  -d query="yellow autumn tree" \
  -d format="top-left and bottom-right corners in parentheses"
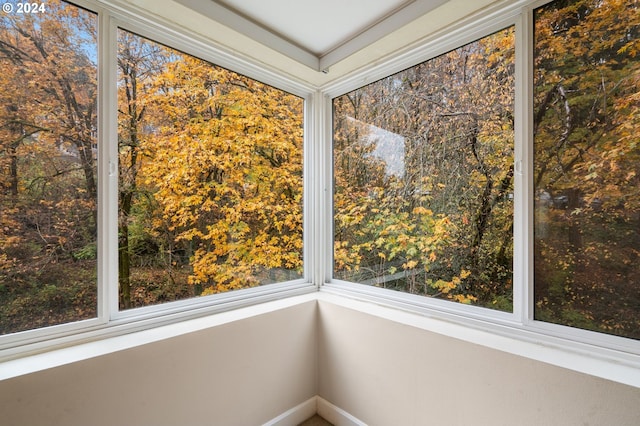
top-left (140, 54), bottom-right (303, 294)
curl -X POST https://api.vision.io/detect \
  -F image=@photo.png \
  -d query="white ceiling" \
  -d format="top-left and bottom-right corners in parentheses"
top-left (175, 0), bottom-right (449, 71)
top-left (216, 0), bottom-right (412, 56)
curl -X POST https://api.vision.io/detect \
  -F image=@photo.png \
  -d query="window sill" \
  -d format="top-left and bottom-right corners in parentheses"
top-left (0, 285), bottom-right (317, 379)
top-left (2, 288), bottom-right (639, 389)
top-left (318, 286), bottom-right (640, 388)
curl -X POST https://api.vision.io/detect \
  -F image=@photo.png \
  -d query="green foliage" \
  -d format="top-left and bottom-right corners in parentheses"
top-left (73, 243), bottom-right (97, 260)
top-left (0, 261), bottom-right (96, 334)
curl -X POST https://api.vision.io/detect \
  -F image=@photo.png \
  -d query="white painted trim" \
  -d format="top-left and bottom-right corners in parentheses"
top-left (318, 0), bottom-right (449, 71)
top-left (304, 93), bottom-right (315, 287)
top-left (316, 292), bottom-right (640, 389)
top-left (317, 396), bottom-right (367, 426)
top-left (100, 0), bottom-right (316, 98)
top-left (173, 0), bottom-right (320, 70)
top-left (520, 3), bottom-right (537, 329)
top-left (0, 293), bottom-right (317, 381)
top-left (263, 396), bottom-right (318, 426)
top-left (320, 92), bottom-right (334, 285)
top-left (320, 0), bottom-right (528, 98)
top-left (308, 90), bottom-right (324, 288)
top-left (103, 8), bottom-right (120, 323)
top-left (0, 282), bottom-right (315, 362)
top-left (264, 396), bottom-right (367, 426)
top-left (174, 0), bottom-right (450, 72)
top-left (325, 280), bottom-right (515, 324)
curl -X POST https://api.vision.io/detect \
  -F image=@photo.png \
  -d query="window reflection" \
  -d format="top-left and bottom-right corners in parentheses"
top-left (333, 27), bottom-right (515, 311)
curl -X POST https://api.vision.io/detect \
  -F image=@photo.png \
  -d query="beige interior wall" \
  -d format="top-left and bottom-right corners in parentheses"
top-left (0, 302), bottom-right (317, 426)
top-left (317, 301), bottom-right (640, 426)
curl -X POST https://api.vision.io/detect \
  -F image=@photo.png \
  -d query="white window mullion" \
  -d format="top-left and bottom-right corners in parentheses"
top-left (513, 7), bottom-right (535, 326)
top-left (309, 89), bottom-right (333, 287)
top-left (321, 92), bottom-right (334, 286)
top-left (303, 93), bottom-right (315, 287)
top-left (98, 12), bottom-right (119, 321)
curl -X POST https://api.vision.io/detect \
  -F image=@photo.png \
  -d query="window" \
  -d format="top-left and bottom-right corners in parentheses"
top-left (331, 0), bottom-right (640, 345)
top-left (0, 1), bottom-right (305, 338)
top-left (533, 0), bottom-right (640, 339)
top-left (117, 30), bottom-right (304, 310)
top-left (333, 27), bottom-right (515, 311)
top-left (0, 0), bottom-right (98, 334)
top-left (1, 0), bottom-right (638, 366)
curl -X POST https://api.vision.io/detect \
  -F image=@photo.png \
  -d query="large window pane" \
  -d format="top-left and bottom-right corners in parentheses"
top-left (0, 1), bottom-right (98, 333)
top-left (534, 0), bottom-right (640, 338)
top-left (117, 30), bottom-right (303, 309)
top-left (333, 28), bottom-right (515, 311)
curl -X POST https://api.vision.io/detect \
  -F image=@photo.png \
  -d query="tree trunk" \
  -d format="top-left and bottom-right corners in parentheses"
top-left (119, 191), bottom-right (133, 309)
top-left (8, 142), bottom-right (18, 197)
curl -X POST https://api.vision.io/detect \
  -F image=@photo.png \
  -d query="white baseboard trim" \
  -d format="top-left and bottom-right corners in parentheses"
top-left (316, 396), bottom-right (367, 426)
top-left (263, 396), bottom-right (366, 426)
top-left (263, 396), bottom-right (317, 426)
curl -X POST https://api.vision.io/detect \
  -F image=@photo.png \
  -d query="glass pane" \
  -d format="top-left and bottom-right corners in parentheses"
top-left (333, 27), bottom-right (515, 311)
top-left (0, 1), bottom-right (98, 334)
top-left (117, 30), bottom-right (303, 309)
top-left (534, 0), bottom-right (640, 338)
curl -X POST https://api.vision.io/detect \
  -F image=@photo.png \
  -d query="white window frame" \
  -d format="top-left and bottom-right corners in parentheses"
top-left (0, 0), bottom-right (317, 360)
top-left (321, 0), bottom-right (640, 363)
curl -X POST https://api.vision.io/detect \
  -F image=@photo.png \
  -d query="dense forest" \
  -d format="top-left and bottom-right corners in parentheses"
top-left (533, 0), bottom-right (639, 337)
top-left (0, 0), bottom-right (303, 333)
top-left (1, 1), bottom-right (99, 332)
top-left (1, 0), bottom-right (638, 339)
top-left (333, 26), bottom-right (516, 310)
top-left (334, 0), bottom-right (639, 339)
